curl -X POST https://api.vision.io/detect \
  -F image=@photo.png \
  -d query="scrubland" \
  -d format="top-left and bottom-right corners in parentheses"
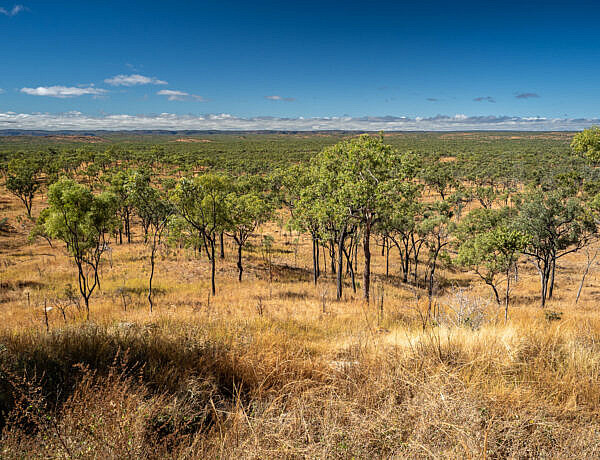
top-left (1, 187), bottom-right (600, 459)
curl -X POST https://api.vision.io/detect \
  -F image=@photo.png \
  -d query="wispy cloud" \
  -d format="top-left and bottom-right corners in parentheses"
top-left (125, 63), bottom-right (143, 72)
top-left (473, 96), bottom-right (496, 103)
top-left (0, 112), bottom-right (597, 131)
top-left (157, 89), bottom-right (205, 101)
top-left (20, 85), bottom-right (107, 98)
top-left (515, 92), bottom-right (540, 99)
top-left (265, 95), bottom-right (295, 102)
top-left (0, 88), bottom-right (4, 94)
top-left (426, 98), bottom-right (438, 102)
top-left (0, 4), bottom-right (25, 16)
top-left (105, 74), bottom-right (167, 86)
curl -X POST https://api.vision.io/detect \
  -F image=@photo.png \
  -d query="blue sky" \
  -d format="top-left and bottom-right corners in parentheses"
top-left (2, 0), bottom-right (600, 130)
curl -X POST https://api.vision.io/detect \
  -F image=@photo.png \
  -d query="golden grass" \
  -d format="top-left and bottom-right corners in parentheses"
top-left (1, 188), bottom-right (600, 458)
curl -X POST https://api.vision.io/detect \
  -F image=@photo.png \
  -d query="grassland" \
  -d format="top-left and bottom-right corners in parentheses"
top-left (1, 132), bottom-right (600, 458)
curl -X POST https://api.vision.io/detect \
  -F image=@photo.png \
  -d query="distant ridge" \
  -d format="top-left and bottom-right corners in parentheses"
top-left (0, 129), bottom-right (575, 136)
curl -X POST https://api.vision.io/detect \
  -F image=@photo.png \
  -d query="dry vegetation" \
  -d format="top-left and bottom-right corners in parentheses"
top-left (1, 186), bottom-right (600, 459)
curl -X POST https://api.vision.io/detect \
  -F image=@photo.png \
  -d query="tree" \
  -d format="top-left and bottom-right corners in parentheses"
top-left (296, 149), bottom-right (361, 300)
top-left (378, 181), bottom-right (423, 284)
top-left (420, 159), bottom-right (457, 200)
top-left (43, 178), bottom-right (118, 319)
top-left (516, 188), bottom-right (596, 307)
top-left (572, 126), bottom-right (600, 163)
top-left (126, 173), bottom-right (174, 312)
top-left (420, 200), bottom-right (454, 314)
top-left (125, 168), bottom-right (154, 242)
top-left (456, 208), bottom-right (528, 319)
top-left (268, 164), bottom-right (309, 219)
top-left (225, 182), bottom-right (272, 282)
top-left (310, 134), bottom-right (407, 302)
top-left (294, 182), bottom-right (324, 285)
top-left (106, 169), bottom-right (134, 244)
top-left (5, 158), bottom-right (43, 218)
top-left (171, 173), bottom-right (230, 295)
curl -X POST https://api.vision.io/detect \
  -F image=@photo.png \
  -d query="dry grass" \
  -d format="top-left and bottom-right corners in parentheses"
top-left (1, 187), bottom-right (600, 458)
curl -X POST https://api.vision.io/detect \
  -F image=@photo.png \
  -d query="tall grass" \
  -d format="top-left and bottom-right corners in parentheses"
top-left (1, 190), bottom-right (600, 457)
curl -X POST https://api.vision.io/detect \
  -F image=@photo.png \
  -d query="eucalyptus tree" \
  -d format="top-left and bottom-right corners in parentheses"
top-left (225, 178), bottom-right (273, 282)
top-left (106, 169), bottom-right (134, 243)
top-left (455, 208), bottom-right (528, 319)
top-left (171, 173), bottom-right (230, 295)
top-left (293, 183), bottom-right (324, 284)
top-left (5, 157), bottom-right (43, 218)
top-left (572, 126), bottom-right (600, 163)
top-left (126, 173), bottom-right (174, 312)
top-left (378, 181), bottom-right (423, 284)
top-left (268, 163), bottom-right (310, 219)
top-left (420, 159), bottom-right (457, 200)
top-left (310, 134), bottom-right (408, 302)
top-left (516, 187), bottom-right (596, 307)
top-left (42, 178), bottom-right (118, 319)
top-left (125, 168), bottom-right (154, 242)
top-left (303, 152), bottom-right (355, 299)
top-left (420, 200), bottom-right (454, 311)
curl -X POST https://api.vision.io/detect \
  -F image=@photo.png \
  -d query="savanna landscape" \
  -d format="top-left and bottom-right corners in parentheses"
top-left (1, 130), bottom-right (600, 458)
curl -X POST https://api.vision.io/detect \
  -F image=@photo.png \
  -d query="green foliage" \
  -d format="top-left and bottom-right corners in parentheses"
top-left (5, 157), bottom-right (43, 217)
top-left (224, 178), bottom-right (273, 281)
top-left (42, 178), bottom-right (119, 316)
top-left (456, 208), bottom-right (528, 304)
top-left (45, 179), bottom-right (118, 254)
top-left (126, 170), bottom-right (174, 235)
top-left (516, 188), bottom-right (595, 258)
top-left (572, 126), bottom-right (600, 163)
top-left (171, 173), bottom-right (232, 294)
top-left (171, 173), bottom-right (231, 237)
top-left (516, 186), bottom-right (596, 306)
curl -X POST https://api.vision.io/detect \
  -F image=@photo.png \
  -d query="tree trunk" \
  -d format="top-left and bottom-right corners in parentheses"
top-left (336, 226), bottom-right (346, 300)
top-left (148, 244), bottom-right (156, 312)
top-left (505, 267), bottom-right (510, 322)
top-left (210, 238), bottom-right (216, 295)
top-left (548, 256), bottom-right (556, 299)
top-left (84, 296), bottom-right (90, 321)
top-left (220, 232), bottom-right (225, 259)
top-left (330, 241), bottom-right (336, 275)
top-left (126, 210), bottom-right (131, 243)
top-left (487, 280), bottom-right (500, 305)
top-left (394, 240), bottom-right (406, 282)
top-left (385, 240), bottom-right (390, 278)
top-left (540, 264), bottom-right (548, 308)
top-left (576, 268), bottom-right (588, 304)
top-left (363, 219), bottom-right (372, 302)
top-left (354, 238), bottom-right (358, 273)
top-left (312, 236), bottom-right (318, 285)
top-left (343, 245), bottom-right (356, 293)
top-left (237, 242), bottom-right (243, 282)
top-left (316, 237), bottom-right (320, 276)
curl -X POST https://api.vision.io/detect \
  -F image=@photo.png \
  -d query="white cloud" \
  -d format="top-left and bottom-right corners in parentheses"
top-left (157, 89), bottom-right (205, 101)
top-left (105, 74), bottom-right (167, 86)
top-left (0, 88), bottom-right (4, 94)
top-left (265, 95), bottom-right (295, 102)
top-left (0, 4), bottom-right (25, 16)
top-left (0, 112), bottom-right (598, 131)
top-left (20, 86), bottom-right (107, 98)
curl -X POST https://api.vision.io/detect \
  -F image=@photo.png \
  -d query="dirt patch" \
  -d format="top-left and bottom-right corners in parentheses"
top-left (173, 138), bottom-right (213, 143)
